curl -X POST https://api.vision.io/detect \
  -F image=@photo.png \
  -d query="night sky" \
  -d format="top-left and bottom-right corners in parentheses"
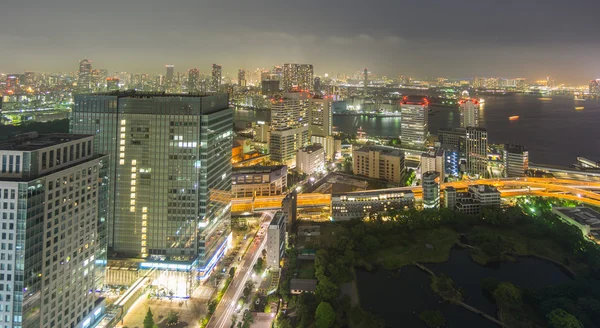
top-left (2, 0), bottom-right (600, 82)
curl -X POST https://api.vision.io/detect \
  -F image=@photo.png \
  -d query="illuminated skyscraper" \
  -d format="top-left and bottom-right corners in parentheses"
top-left (459, 99), bottom-right (480, 127)
top-left (71, 92), bottom-right (233, 292)
top-left (77, 58), bottom-right (92, 93)
top-left (165, 65), bottom-right (174, 84)
top-left (422, 171), bottom-right (441, 209)
top-left (0, 133), bottom-right (109, 328)
top-left (589, 79), bottom-right (600, 95)
top-left (466, 127), bottom-right (488, 178)
top-left (282, 63), bottom-right (314, 92)
top-left (106, 77), bottom-right (120, 91)
top-left (400, 95), bottom-right (429, 149)
top-left (363, 68), bottom-right (368, 96)
top-left (314, 77), bottom-right (321, 94)
top-left (211, 64), bottom-right (222, 91)
top-left (270, 92), bottom-right (310, 167)
top-left (188, 68), bottom-right (200, 93)
top-left (238, 69), bottom-right (246, 87)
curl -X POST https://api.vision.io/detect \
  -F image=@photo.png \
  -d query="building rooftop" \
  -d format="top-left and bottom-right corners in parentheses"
top-left (355, 145), bottom-right (404, 157)
top-left (300, 144), bottom-right (323, 153)
top-left (505, 144), bottom-right (528, 153)
top-left (232, 165), bottom-right (287, 175)
top-left (270, 211), bottom-right (286, 227)
top-left (0, 132), bottom-right (92, 151)
top-left (469, 184), bottom-right (500, 194)
top-left (334, 188), bottom-right (414, 199)
top-left (290, 279), bottom-right (317, 292)
top-left (554, 207), bottom-right (600, 229)
top-left (401, 95), bottom-right (428, 105)
top-left (83, 90), bottom-right (215, 98)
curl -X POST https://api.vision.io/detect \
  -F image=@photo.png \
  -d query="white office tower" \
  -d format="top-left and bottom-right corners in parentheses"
top-left (0, 133), bottom-right (109, 328)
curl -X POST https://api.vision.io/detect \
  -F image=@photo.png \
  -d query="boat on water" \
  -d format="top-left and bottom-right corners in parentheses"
top-left (575, 107), bottom-right (584, 111)
top-left (538, 97), bottom-right (553, 101)
top-left (509, 116), bottom-right (520, 121)
top-left (574, 96), bottom-right (586, 101)
top-left (479, 98), bottom-right (485, 104)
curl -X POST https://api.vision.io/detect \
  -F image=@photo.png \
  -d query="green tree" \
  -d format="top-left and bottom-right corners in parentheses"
top-left (419, 310), bottom-right (446, 328)
top-left (315, 301), bottom-right (335, 328)
top-left (546, 308), bottom-right (584, 328)
top-left (493, 282), bottom-right (522, 309)
top-left (253, 257), bottom-right (264, 274)
top-left (143, 308), bottom-right (155, 328)
top-left (167, 310), bottom-right (179, 325)
top-left (315, 277), bottom-right (339, 303)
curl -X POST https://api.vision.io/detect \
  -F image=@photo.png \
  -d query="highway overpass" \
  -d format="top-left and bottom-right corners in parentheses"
top-left (231, 178), bottom-right (600, 213)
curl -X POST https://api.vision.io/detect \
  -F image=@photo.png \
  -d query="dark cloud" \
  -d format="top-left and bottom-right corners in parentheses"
top-left (1, 0), bottom-right (599, 83)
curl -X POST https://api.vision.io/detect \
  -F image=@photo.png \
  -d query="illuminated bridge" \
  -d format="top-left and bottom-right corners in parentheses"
top-left (231, 178), bottom-right (600, 213)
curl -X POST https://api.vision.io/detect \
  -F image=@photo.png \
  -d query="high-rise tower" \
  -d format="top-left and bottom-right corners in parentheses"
top-left (466, 127), bottom-right (488, 178)
top-left (77, 58), bottom-right (92, 93)
top-left (400, 95), bottom-right (429, 149)
top-left (459, 99), bottom-right (480, 128)
top-left (211, 64), bottom-right (222, 91)
top-left (188, 68), bottom-right (200, 93)
top-left (282, 64), bottom-right (314, 92)
top-left (71, 92), bottom-right (233, 291)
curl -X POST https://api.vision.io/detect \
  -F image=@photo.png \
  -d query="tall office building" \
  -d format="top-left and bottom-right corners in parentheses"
top-left (352, 145), bottom-right (405, 184)
top-left (314, 77), bottom-right (321, 94)
top-left (589, 79), bottom-right (600, 95)
top-left (282, 63), bottom-right (314, 92)
top-left (165, 65), bottom-right (174, 84)
top-left (422, 171), bottom-right (441, 209)
top-left (188, 68), bottom-right (200, 93)
top-left (238, 69), bottom-right (246, 87)
top-left (459, 99), bottom-right (480, 127)
top-left (77, 58), bottom-right (92, 93)
top-left (0, 133), bottom-right (109, 328)
top-left (420, 149), bottom-right (445, 181)
top-left (363, 68), bottom-right (368, 96)
top-left (211, 64), bottom-right (222, 91)
top-left (502, 144), bottom-right (529, 177)
top-left (466, 127), bottom-right (488, 178)
top-left (270, 93), bottom-right (310, 167)
top-left (71, 92), bottom-right (233, 290)
top-left (400, 95), bottom-right (429, 149)
top-left (106, 77), bottom-right (119, 91)
top-left (308, 96), bottom-right (333, 137)
top-left (266, 211), bottom-right (286, 271)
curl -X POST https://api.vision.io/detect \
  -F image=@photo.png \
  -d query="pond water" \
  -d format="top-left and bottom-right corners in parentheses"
top-left (356, 248), bottom-right (572, 327)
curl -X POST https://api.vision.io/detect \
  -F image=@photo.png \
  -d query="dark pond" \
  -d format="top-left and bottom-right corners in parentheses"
top-left (356, 248), bottom-right (572, 327)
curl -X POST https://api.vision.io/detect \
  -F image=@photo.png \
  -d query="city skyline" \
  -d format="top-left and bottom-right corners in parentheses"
top-left (2, 0), bottom-right (600, 83)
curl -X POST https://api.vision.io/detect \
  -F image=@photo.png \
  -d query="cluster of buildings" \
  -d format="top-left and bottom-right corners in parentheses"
top-left (0, 92), bottom-right (234, 328)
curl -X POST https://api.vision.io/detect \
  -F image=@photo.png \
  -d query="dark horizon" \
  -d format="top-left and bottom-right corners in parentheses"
top-left (2, 0), bottom-right (600, 84)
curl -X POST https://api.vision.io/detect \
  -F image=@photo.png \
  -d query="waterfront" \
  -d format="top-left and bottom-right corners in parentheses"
top-left (356, 248), bottom-right (572, 328)
top-left (234, 94), bottom-right (600, 166)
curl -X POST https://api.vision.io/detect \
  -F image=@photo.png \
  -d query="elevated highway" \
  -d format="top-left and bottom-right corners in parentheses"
top-left (231, 178), bottom-right (600, 213)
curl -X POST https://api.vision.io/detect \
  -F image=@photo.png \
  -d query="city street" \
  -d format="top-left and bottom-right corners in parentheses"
top-left (207, 212), bottom-right (273, 328)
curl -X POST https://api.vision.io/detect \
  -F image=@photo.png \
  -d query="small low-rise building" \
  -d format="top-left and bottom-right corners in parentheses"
top-left (232, 165), bottom-right (288, 197)
top-left (331, 189), bottom-right (415, 221)
top-left (552, 207), bottom-right (600, 237)
top-left (445, 184), bottom-right (501, 215)
top-left (290, 278), bottom-right (317, 295)
top-left (352, 145), bottom-right (405, 184)
top-left (296, 144), bottom-right (325, 175)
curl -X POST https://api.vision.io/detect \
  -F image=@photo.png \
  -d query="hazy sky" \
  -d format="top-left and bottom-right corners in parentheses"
top-left (2, 0), bottom-right (600, 83)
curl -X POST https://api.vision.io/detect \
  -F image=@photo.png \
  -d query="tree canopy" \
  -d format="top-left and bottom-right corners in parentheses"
top-left (315, 301), bottom-right (335, 328)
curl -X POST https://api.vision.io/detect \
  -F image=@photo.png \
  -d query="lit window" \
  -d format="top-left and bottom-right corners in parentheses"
top-left (130, 200), bottom-right (136, 205)
top-left (120, 120), bottom-right (126, 125)
top-left (132, 160), bottom-right (137, 165)
top-left (131, 173), bottom-right (136, 179)
top-left (130, 206), bottom-right (135, 212)
top-left (119, 159), bottom-right (125, 165)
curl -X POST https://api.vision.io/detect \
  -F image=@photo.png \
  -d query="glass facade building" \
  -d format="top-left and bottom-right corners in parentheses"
top-left (0, 133), bottom-right (108, 328)
top-left (70, 92), bottom-right (232, 280)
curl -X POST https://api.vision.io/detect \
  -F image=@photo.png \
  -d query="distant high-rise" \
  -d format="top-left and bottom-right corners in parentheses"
top-left (165, 65), bottom-right (174, 84)
top-left (238, 69), bottom-right (246, 87)
top-left (589, 79), bottom-right (600, 95)
top-left (270, 92), bottom-right (310, 167)
top-left (466, 127), bottom-right (488, 177)
top-left (459, 99), bottom-right (480, 127)
top-left (422, 171), bottom-right (441, 209)
top-left (0, 133), bottom-right (109, 328)
top-left (106, 77), bottom-right (119, 91)
top-left (282, 63), bottom-right (314, 92)
top-left (503, 144), bottom-right (529, 177)
top-left (314, 77), bottom-right (321, 94)
top-left (77, 58), bottom-right (92, 93)
top-left (400, 95), bottom-right (429, 149)
top-left (71, 92), bottom-right (233, 292)
top-left (211, 64), bottom-right (222, 91)
top-left (363, 68), bottom-right (368, 96)
top-left (188, 68), bottom-right (200, 92)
